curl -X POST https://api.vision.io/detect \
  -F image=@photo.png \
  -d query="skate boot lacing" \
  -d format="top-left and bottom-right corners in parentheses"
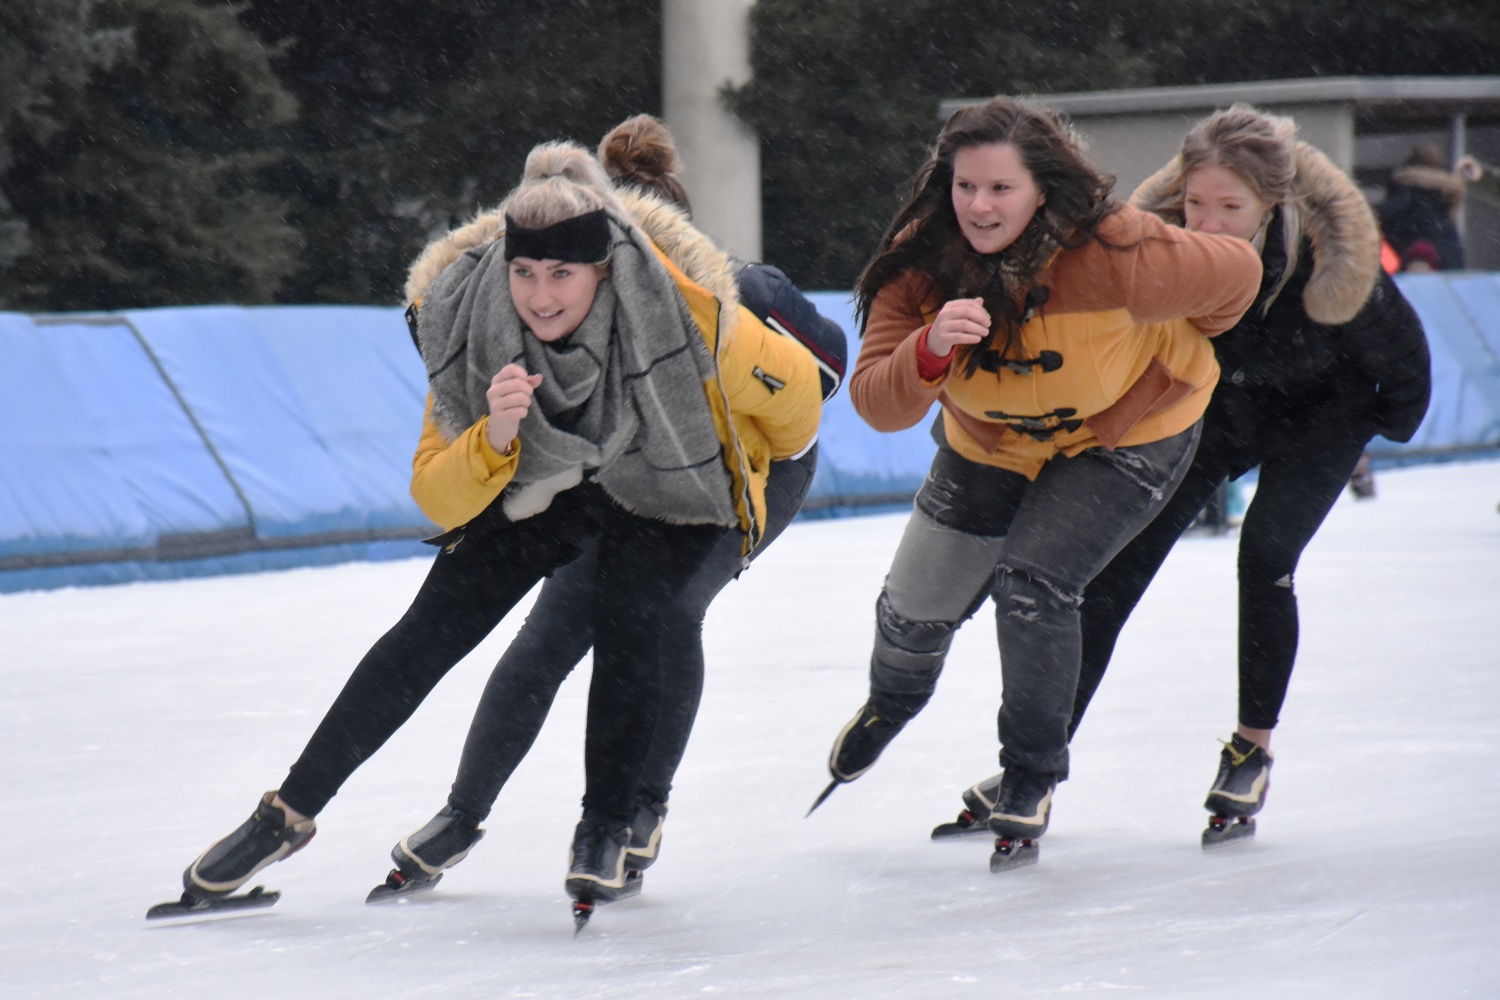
top-left (1219, 737), bottom-right (1255, 767)
top-left (1219, 736), bottom-right (1272, 767)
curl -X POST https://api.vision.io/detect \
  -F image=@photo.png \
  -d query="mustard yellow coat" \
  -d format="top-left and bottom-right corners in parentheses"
top-left (852, 205), bottom-right (1263, 479)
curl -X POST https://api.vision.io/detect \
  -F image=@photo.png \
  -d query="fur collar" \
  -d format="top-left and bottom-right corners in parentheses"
top-left (403, 189), bottom-right (741, 341)
top-left (1129, 142), bottom-right (1380, 325)
top-left (613, 188), bottom-right (741, 320)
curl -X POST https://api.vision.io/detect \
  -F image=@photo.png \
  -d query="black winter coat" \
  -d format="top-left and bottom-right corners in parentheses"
top-left (1208, 209), bottom-right (1432, 447)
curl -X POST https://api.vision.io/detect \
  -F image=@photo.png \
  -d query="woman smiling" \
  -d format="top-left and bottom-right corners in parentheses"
top-left (812, 97), bottom-right (1262, 872)
top-left (170, 140), bottom-right (821, 918)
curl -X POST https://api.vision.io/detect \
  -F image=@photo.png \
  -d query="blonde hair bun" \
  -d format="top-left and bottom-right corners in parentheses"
top-left (521, 141), bottom-right (616, 193)
top-left (503, 140), bottom-right (624, 230)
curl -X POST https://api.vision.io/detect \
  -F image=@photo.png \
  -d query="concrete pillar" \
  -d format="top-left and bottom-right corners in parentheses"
top-left (661, 0), bottom-right (762, 260)
top-left (1452, 113), bottom-right (1468, 238)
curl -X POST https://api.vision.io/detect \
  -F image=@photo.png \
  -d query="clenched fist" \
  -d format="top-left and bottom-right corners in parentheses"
top-left (485, 363), bottom-right (544, 454)
top-left (926, 297), bottom-right (990, 358)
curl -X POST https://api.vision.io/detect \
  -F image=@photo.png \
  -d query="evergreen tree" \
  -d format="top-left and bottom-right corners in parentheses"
top-left (238, 0), bottom-right (661, 304)
top-left (732, 0), bottom-right (1500, 290)
top-left (0, 0), bottom-right (299, 311)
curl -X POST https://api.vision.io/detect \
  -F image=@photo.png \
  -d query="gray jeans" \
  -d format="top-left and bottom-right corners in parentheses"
top-left (873, 422), bottom-right (1201, 779)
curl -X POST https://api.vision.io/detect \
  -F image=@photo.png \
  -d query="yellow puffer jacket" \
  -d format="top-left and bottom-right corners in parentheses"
top-left (404, 190), bottom-right (821, 552)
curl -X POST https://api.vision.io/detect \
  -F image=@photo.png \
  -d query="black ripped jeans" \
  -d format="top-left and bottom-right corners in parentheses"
top-left (871, 424), bottom-right (1200, 780)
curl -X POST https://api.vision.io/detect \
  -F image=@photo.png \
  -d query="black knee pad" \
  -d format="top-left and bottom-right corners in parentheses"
top-left (869, 589), bottom-right (960, 701)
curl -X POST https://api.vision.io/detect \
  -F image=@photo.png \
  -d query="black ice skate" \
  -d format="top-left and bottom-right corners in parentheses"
top-left (566, 813), bottom-right (642, 934)
top-left (986, 768), bottom-right (1056, 872)
top-left (807, 702), bottom-right (910, 815)
top-left (152, 791), bottom-right (315, 918)
top-left (624, 798), bottom-right (668, 872)
top-left (368, 805), bottom-right (486, 903)
top-left (1202, 734), bottom-right (1272, 849)
top-left (931, 772), bottom-right (1003, 840)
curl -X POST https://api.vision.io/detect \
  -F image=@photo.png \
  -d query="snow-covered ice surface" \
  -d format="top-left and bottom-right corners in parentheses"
top-left (3, 459), bottom-right (1498, 999)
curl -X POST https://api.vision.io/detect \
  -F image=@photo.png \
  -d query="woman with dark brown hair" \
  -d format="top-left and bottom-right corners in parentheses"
top-left (941, 105), bottom-right (1431, 850)
top-left (811, 97), bottom-right (1262, 871)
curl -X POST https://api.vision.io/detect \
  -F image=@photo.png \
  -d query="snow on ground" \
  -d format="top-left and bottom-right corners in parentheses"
top-left (2, 459), bottom-right (1498, 999)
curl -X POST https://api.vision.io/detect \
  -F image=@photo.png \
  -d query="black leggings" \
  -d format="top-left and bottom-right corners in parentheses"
top-left (446, 448), bottom-right (819, 820)
top-left (1074, 396), bottom-right (1376, 734)
top-left (278, 486), bottom-right (726, 825)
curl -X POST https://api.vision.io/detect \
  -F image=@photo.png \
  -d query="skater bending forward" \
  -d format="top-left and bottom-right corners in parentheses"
top-left (385, 115), bottom-right (848, 899)
top-left (814, 97), bottom-right (1262, 866)
top-left (1057, 106), bottom-right (1425, 842)
top-left (174, 140), bottom-right (820, 909)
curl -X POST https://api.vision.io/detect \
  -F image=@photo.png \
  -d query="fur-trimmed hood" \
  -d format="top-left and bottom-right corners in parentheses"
top-left (403, 188), bottom-right (742, 340)
top-left (1130, 142), bottom-right (1381, 326)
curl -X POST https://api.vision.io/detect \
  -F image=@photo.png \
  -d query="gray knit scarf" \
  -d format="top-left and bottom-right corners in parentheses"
top-left (416, 213), bottom-right (736, 527)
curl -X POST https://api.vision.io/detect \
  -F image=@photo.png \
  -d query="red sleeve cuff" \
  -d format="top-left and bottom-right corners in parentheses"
top-left (914, 325), bottom-right (953, 382)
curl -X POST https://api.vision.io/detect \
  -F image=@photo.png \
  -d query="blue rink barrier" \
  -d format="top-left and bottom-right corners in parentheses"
top-left (2, 273), bottom-right (1498, 592)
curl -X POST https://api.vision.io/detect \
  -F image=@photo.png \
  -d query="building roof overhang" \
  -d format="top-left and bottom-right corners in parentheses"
top-left (939, 77), bottom-right (1500, 131)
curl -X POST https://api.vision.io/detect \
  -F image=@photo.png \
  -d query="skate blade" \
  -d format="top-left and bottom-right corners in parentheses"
top-left (988, 838), bottom-right (1040, 873)
top-left (1202, 815), bottom-right (1256, 850)
top-left (566, 871), bottom-right (643, 906)
top-left (572, 899), bottom-right (593, 935)
top-left (366, 869), bottom-right (443, 904)
top-left (568, 871), bottom-right (643, 934)
top-left (931, 810), bottom-right (992, 841)
top-left (147, 885), bottom-right (279, 920)
top-left (805, 779), bottom-right (841, 817)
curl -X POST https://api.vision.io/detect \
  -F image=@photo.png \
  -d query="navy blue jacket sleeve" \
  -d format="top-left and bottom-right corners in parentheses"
top-left (733, 261), bottom-right (849, 400)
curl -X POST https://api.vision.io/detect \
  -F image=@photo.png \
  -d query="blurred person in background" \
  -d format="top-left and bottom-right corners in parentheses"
top-left (1380, 141), bottom-right (1476, 273)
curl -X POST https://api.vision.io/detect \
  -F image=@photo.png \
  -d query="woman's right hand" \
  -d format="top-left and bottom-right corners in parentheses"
top-left (485, 363), bottom-right (543, 454)
top-left (925, 297), bottom-right (990, 357)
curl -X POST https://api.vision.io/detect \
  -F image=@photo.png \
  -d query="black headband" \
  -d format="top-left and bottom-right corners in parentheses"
top-left (503, 210), bottom-right (612, 264)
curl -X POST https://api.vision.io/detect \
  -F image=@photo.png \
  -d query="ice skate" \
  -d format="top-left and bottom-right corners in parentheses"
top-left (152, 791), bottom-right (315, 917)
top-left (932, 772), bottom-right (1003, 840)
top-left (808, 702), bottom-right (910, 815)
top-left (368, 805), bottom-right (485, 903)
top-left (624, 798), bottom-right (667, 872)
top-left (1202, 734), bottom-right (1272, 848)
top-left (182, 791), bottom-right (316, 899)
top-left (566, 813), bottom-right (641, 934)
top-left (147, 884), bottom-right (281, 920)
top-left (987, 768), bottom-right (1055, 872)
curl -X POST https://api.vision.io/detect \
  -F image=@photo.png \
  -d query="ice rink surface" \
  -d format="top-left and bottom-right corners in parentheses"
top-left (3, 459), bottom-right (1498, 999)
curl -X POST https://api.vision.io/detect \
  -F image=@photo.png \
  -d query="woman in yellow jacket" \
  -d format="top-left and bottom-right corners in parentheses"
top-left (810, 97), bottom-right (1261, 871)
top-left (169, 141), bottom-right (819, 915)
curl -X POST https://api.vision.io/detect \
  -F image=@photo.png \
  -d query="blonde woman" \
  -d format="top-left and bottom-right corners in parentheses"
top-left (160, 140), bottom-right (819, 919)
